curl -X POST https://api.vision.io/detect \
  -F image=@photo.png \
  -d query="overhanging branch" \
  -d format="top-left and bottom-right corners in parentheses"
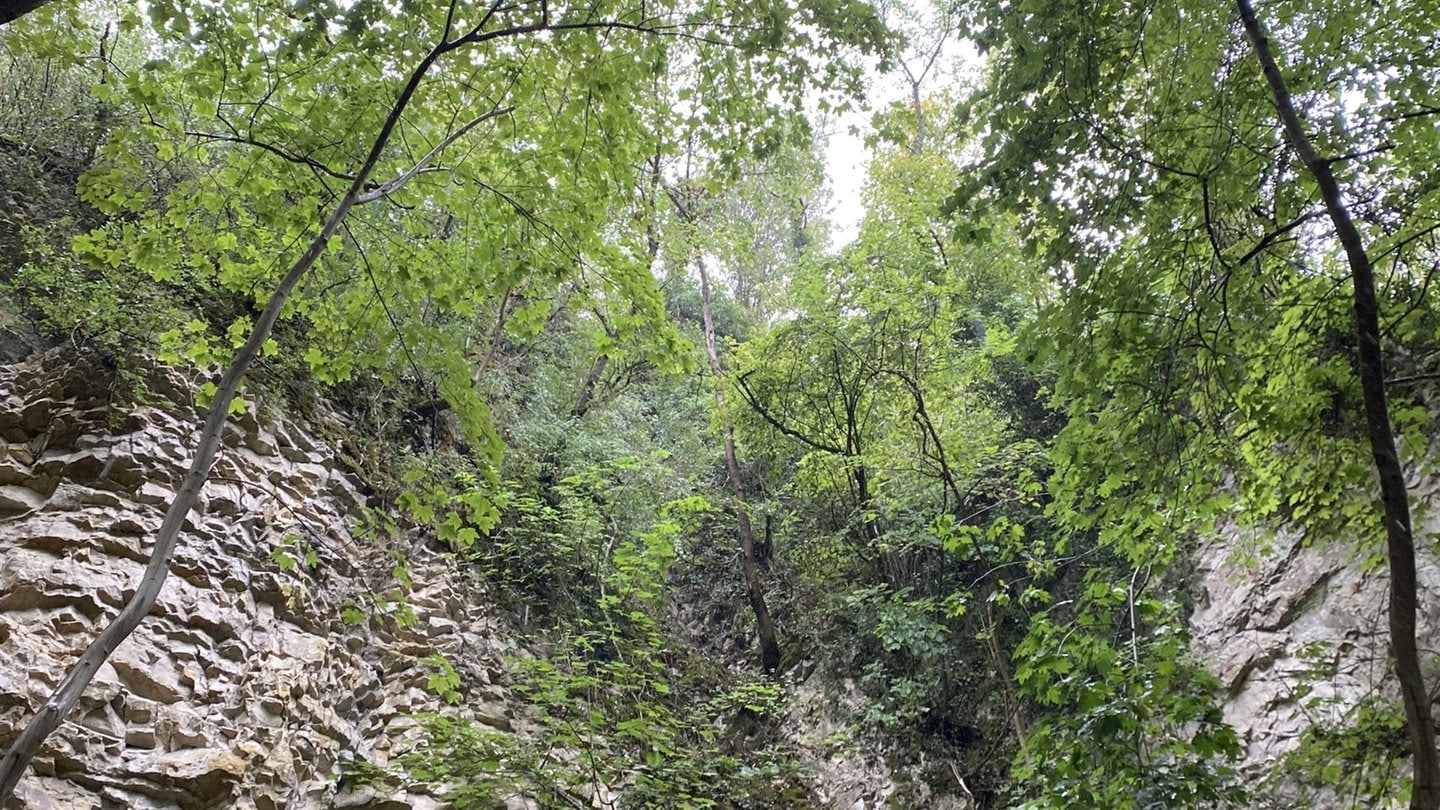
top-left (735, 371), bottom-right (847, 455)
top-left (357, 104), bottom-right (514, 203)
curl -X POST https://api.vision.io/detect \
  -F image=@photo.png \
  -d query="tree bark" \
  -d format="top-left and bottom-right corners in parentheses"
top-left (0, 0), bottom-right (52, 26)
top-left (986, 600), bottom-right (1028, 756)
top-left (571, 353), bottom-right (609, 418)
top-left (697, 254), bottom-right (782, 673)
top-left (1237, 3), bottom-right (1440, 807)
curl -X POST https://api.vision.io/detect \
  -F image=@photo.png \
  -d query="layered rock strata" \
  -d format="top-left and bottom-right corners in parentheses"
top-left (1191, 507), bottom-right (1440, 803)
top-left (0, 352), bottom-right (517, 809)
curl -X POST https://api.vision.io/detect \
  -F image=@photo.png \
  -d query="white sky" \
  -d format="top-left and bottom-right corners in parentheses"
top-left (822, 103), bottom-right (879, 248)
top-left (820, 35), bottom-right (981, 248)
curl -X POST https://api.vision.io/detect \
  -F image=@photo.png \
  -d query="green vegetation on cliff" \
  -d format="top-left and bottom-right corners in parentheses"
top-left (3, 0), bottom-right (1440, 807)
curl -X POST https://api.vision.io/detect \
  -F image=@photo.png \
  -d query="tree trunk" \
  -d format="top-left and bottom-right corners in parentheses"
top-left (756, 512), bottom-right (772, 572)
top-left (0, 0), bottom-right (52, 26)
top-left (0, 33), bottom-right (512, 801)
top-left (986, 600), bottom-right (1028, 756)
top-left (697, 254), bottom-right (782, 673)
top-left (1237, 3), bottom-right (1440, 807)
top-left (909, 75), bottom-right (925, 155)
top-left (571, 353), bottom-right (609, 418)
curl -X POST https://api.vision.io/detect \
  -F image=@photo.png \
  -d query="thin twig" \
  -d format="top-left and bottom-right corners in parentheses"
top-left (357, 105), bottom-right (514, 203)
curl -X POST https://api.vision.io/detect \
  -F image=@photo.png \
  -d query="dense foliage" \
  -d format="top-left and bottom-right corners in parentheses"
top-left (2, 0), bottom-right (1439, 807)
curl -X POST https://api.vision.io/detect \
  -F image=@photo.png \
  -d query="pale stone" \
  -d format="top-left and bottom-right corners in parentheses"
top-left (1191, 517), bottom-right (1440, 795)
top-left (0, 483), bottom-right (46, 513)
top-left (0, 353), bottom-right (524, 810)
top-left (111, 641), bottom-right (187, 704)
top-left (472, 701), bottom-right (513, 733)
top-left (0, 455), bottom-right (31, 485)
top-left (11, 775), bottom-right (102, 810)
top-left (146, 747), bottom-right (247, 799)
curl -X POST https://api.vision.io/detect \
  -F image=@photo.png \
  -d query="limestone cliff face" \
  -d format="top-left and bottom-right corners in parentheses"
top-left (0, 352), bottom-right (518, 809)
top-left (1190, 503), bottom-right (1440, 804)
top-left (11, 341), bottom-right (1436, 809)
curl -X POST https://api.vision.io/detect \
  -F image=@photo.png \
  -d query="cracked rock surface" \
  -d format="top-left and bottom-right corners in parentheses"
top-left (0, 352), bottom-right (519, 809)
top-left (1190, 508), bottom-right (1440, 789)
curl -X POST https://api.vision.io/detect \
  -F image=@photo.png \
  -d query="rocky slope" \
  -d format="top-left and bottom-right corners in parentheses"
top-left (0, 351), bottom-right (521, 810)
top-left (5, 337), bottom-right (1437, 810)
top-left (1190, 501), bottom-right (1440, 804)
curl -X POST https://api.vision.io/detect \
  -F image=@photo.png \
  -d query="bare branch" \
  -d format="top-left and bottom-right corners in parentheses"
top-left (735, 371), bottom-right (848, 455)
top-left (1232, 209), bottom-right (1326, 267)
top-left (471, 287), bottom-right (514, 384)
top-left (185, 130), bottom-right (362, 184)
top-left (357, 104), bottom-right (514, 203)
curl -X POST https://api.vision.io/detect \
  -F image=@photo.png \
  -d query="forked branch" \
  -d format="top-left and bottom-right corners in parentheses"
top-left (357, 104), bottom-right (513, 203)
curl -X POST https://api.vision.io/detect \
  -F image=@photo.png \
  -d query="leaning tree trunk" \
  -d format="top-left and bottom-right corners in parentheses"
top-left (1238, 3), bottom-right (1440, 807)
top-left (0, 0), bottom-right (52, 26)
top-left (696, 255), bottom-right (782, 673)
top-left (0, 27), bottom-right (514, 801)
